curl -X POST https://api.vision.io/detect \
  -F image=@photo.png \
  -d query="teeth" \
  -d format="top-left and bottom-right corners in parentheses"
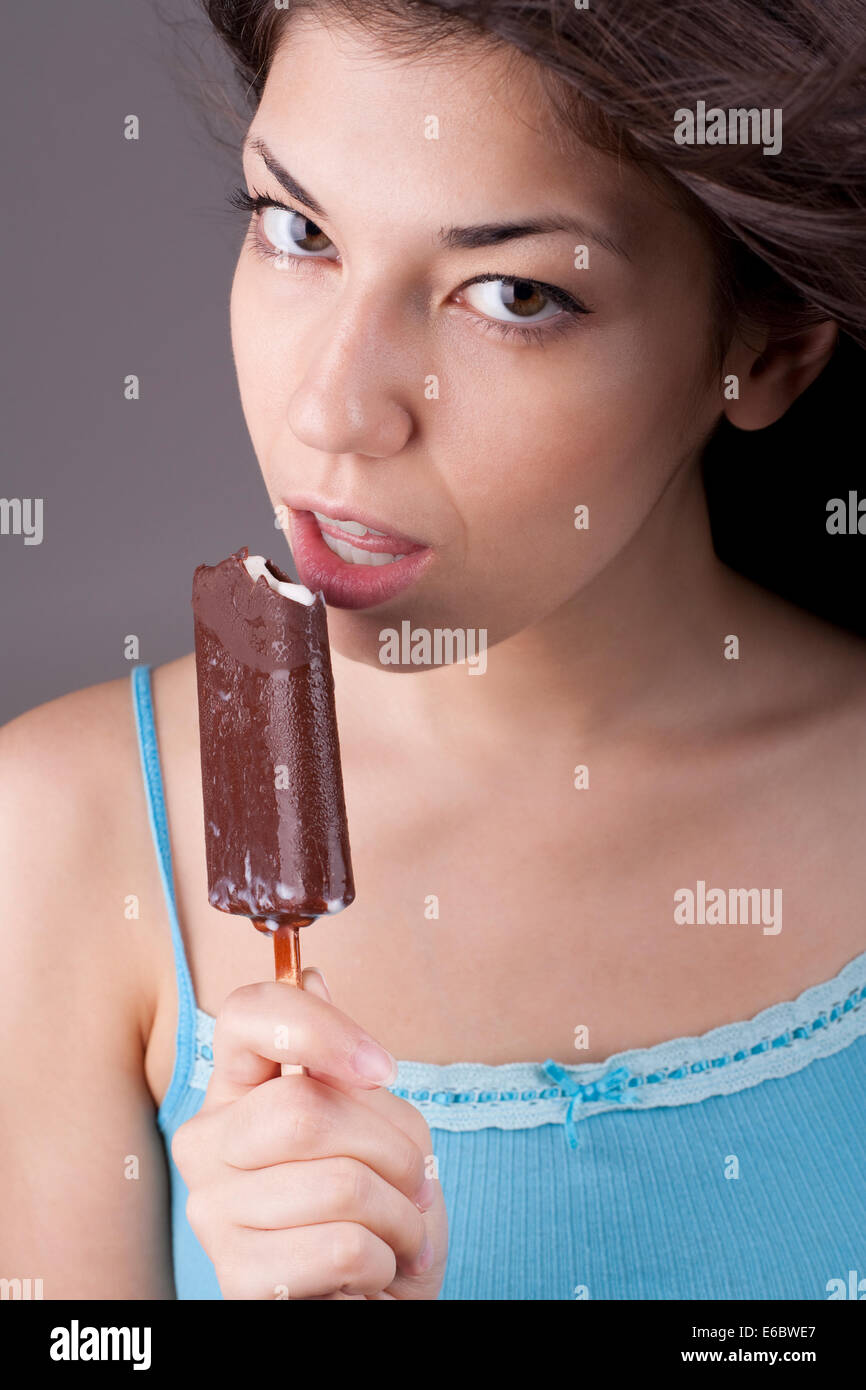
top-left (335, 518), bottom-right (367, 537)
top-left (321, 532), bottom-right (405, 566)
top-left (314, 510), bottom-right (389, 538)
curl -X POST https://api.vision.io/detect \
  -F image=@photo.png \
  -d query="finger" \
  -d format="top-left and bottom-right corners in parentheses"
top-left (223, 1074), bottom-right (430, 1207)
top-left (204, 981), bottom-right (398, 1108)
top-left (297, 975), bottom-right (405, 1103)
top-left (323, 1087), bottom-right (441, 1213)
top-left (275, 972), bottom-right (410, 1108)
top-left (202, 1156), bottom-right (430, 1274)
top-left (339, 1083), bottom-right (434, 1156)
top-left (177, 1087), bottom-right (437, 1214)
top-left (217, 1222), bottom-right (397, 1300)
top-left (293, 973), bottom-right (436, 1202)
top-left (299, 967), bottom-right (400, 1098)
top-left (384, 1235), bottom-right (446, 1302)
top-left (278, 968), bottom-right (332, 1078)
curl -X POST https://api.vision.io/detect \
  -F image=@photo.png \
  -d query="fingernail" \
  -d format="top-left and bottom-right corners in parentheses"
top-left (306, 967), bottom-right (331, 1002)
top-left (415, 1177), bottom-right (437, 1212)
top-left (352, 1039), bottom-right (398, 1085)
top-left (414, 1235), bottom-right (434, 1273)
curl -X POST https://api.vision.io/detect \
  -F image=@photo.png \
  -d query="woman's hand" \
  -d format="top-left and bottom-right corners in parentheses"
top-left (171, 969), bottom-right (448, 1300)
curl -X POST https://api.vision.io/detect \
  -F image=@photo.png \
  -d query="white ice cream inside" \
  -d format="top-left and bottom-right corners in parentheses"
top-left (244, 554), bottom-right (315, 606)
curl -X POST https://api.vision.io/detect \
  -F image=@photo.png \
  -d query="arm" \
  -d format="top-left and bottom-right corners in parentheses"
top-left (0, 684), bottom-right (176, 1299)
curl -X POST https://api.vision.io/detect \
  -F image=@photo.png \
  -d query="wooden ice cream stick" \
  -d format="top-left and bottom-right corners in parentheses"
top-left (263, 921), bottom-right (308, 1077)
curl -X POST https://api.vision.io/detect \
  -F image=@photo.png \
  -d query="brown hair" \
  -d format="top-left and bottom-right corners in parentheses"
top-left (199, 0), bottom-right (866, 353)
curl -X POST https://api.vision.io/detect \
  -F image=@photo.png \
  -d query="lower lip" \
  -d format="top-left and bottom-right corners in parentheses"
top-left (287, 508), bottom-right (434, 609)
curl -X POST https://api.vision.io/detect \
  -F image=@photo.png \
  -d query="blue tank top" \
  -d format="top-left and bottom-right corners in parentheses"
top-left (131, 664), bottom-right (866, 1300)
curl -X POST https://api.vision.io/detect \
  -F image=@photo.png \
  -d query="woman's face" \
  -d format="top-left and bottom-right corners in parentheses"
top-left (230, 18), bottom-right (725, 659)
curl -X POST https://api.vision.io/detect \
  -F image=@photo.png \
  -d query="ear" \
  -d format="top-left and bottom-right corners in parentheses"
top-left (723, 319), bottom-right (838, 431)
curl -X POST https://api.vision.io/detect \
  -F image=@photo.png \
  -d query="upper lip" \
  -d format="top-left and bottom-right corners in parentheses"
top-left (283, 496), bottom-right (430, 548)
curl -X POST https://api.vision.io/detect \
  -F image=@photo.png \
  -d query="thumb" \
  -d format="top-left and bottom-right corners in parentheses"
top-left (299, 967), bottom-right (399, 1100)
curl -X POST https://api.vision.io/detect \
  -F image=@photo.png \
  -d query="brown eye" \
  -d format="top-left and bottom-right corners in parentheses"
top-left (462, 276), bottom-right (564, 324)
top-left (260, 206), bottom-right (339, 259)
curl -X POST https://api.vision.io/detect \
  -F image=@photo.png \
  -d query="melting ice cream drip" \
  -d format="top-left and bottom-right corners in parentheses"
top-left (244, 554), bottom-right (315, 606)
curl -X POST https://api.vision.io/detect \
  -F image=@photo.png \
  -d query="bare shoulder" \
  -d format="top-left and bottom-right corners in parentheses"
top-left (721, 574), bottom-right (866, 955)
top-left (710, 563), bottom-right (866, 732)
top-left (1, 672), bottom-right (141, 819)
top-left (740, 578), bottom-right (866, 739)
top-left (0, 672), bottom-right (170, 1047)
top-left (768, 598), bottom-right (866, 889)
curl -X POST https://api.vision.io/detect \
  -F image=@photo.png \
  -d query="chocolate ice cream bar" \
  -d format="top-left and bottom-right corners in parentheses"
top-left (192, 547), bottom-right (354, 933)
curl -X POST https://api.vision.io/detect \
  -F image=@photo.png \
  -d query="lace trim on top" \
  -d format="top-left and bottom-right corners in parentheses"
top-left (190, 951), bottom-right (866, 1143)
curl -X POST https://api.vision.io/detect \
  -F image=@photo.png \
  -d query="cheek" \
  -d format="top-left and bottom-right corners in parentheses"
top-left (444, 300), bottom-right (714, 619)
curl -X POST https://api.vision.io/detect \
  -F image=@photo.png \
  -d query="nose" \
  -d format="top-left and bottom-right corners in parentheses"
top-left (287, 293), bottom-right (415, 459)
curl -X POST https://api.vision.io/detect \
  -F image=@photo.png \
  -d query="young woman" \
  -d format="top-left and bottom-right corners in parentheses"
top-left (2, 0), bottom-right (865, 1300)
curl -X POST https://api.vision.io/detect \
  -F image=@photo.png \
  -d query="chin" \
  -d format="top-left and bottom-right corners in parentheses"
top-left (327, 595), bottom-right (526, 678)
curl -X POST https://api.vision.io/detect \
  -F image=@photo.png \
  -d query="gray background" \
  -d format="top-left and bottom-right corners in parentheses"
top-left (1, 0), bottom-right (277, 724)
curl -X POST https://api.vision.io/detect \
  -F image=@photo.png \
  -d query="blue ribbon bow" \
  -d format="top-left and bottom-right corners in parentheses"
top-left (542, 1061), bottom-right (631, 1150)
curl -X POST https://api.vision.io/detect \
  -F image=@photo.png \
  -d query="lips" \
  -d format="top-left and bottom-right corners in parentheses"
top-left (286, 507), bottom-right (434, 609)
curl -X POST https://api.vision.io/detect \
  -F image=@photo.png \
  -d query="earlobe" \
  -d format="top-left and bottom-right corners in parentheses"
top-left (723, 319), bottom-right (838, 432)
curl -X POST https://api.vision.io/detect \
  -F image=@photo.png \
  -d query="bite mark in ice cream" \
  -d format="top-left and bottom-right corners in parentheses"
top-left (243, 553), bottom-right (316, 606)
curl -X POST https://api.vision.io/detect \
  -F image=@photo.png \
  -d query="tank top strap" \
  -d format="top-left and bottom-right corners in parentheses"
top-left (130, 663), bottom-right (198, 1125)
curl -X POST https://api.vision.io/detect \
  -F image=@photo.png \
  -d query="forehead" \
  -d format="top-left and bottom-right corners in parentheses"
top-left (251, 17), bottom-right (678, 251)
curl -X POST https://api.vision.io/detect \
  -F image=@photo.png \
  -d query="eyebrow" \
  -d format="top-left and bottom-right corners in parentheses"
top-left (244, 136), bottom-right (630, 260)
